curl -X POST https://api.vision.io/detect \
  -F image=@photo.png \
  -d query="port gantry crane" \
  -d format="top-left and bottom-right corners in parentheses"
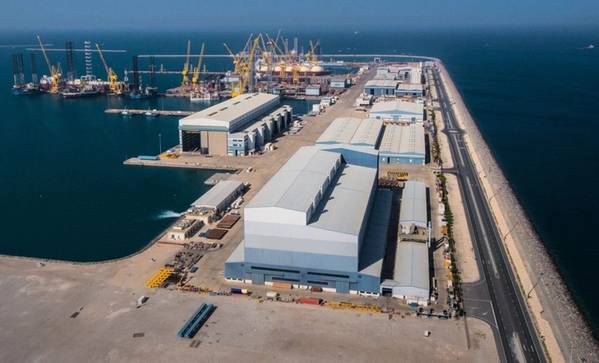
top-left (223, 35), bottom-right (260, 97)
top-left (181, 40), bottom-right (192, 87)
top-left (95, 43), bottom-right (122, 95)
top-left (36, 34), bottom-right (61, 93)
top-left (191, 42), bottom-right (206, 91)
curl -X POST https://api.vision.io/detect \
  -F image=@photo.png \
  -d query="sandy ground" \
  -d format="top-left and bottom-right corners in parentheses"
top-left (436, 63), bottom-right (599, 362)
top-left (0, 254), bottom-right (499, 363)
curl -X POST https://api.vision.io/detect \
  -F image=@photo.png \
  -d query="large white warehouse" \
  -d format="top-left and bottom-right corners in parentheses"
top-left (225, 145), bottom-right (390, 294)
top-left (179, 93), bottom-right (281, 155)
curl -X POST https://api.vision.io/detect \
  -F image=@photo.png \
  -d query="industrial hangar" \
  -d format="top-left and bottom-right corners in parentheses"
top-left (369, 99), bottom-right (425, 123)
top-left (225, 118), bottom-right (432, 301)
top-left (378, 124), bottom-right (426, 165)
top-left (178, 93), bottom-right (291, 156)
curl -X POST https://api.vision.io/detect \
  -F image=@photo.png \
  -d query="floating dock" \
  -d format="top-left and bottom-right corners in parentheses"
top-left (105, 108), bottom-right (194, 116)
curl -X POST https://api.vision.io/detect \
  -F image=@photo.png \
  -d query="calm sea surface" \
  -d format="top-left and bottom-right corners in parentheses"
top-left (0, 28), bottom-right (597, 333)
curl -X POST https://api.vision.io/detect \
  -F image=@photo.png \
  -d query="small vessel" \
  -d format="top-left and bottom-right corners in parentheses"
top-left (129, 86), bottom-right (158, 100)
top-left (189, 91), bottom-right (216, 102)
top-left (12, 83), bottom-right (40, 95)
top-left (145, 109), bottom-right (158, 118)
top-left (61, 85), bottom-right (100, 98)
top-left (121, 108), bottom-right (130, 116)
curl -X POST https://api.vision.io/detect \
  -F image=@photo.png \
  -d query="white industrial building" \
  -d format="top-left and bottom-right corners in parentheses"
top-left (225, 145), bottom-right (390, 294)
top-left (379, 124), bottom-right (426, 165)
top-left (227, 106), bottom-right (292, 156)
top-left (191, 180), bottom-right (244, 213)
top-left (364, 79), bottom-right (400, 96)
top-left (178, 93), bottom-right (281, 155)
top-left (315, 117), bottom-right (383, 168)
top-left (369, 100), bottom-right (424, 123)
top-left (399, 180), bottom-right (428, 235)
top-left (380, 241), bottom-right (429, 304)
top-left (396, 83), bottom-right (424, 97)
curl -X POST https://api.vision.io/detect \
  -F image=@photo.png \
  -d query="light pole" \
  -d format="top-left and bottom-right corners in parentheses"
top-left (527, 272), bottom-right (544, 299)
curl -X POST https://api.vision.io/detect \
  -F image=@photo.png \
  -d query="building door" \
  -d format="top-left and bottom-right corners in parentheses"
top-left (252, 273), bottom-right (264, 285)
top-left (335, 281), bottom-right (349, 294)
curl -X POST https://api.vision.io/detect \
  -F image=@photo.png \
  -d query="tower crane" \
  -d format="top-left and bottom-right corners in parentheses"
top-left (36, 34), bottom-right (61, 93)
top-left (238, 36), bottom-right (260, 96)
top-left (191, 43), bottom-right (206, 91)
top-left (181, 40), bottom-right (192, 87)
top-left (95, 43), bottom-right (121, 94)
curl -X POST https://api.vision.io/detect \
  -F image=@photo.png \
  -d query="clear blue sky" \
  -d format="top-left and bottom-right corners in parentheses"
top-left (1, 0), bottom-right (598, 31)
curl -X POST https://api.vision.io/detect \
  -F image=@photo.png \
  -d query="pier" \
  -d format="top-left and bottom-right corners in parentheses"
top-left (104, 108), bottom-right (194, 116)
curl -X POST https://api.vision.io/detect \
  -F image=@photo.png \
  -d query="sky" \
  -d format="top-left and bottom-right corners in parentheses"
top-left (1, 0), bottom-right (599, 31)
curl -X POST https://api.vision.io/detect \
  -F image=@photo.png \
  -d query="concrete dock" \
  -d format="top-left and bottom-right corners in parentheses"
top-left (105, 108), bottom-right (194, 116)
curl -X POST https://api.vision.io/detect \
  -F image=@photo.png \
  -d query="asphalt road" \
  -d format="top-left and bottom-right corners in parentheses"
top-left (431, 65), bottom-right (545, 363)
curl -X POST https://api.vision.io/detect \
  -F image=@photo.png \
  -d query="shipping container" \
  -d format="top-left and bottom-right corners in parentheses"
top-left (266, 291), bottom-right (279, 300)
top-left (230, 287), bottom-right (243, 294)
top-left (297, 297), bottom-right (322, 305)
top-left (310, 286), bottom-right (323, 293)
top-left (272, 282), bottom-right (293, 290)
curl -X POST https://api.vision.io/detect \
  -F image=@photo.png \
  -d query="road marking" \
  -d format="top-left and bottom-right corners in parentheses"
top-left (465, 176), bottom-right (499, 277)
top-left (510, 333), bottom-right (526, 363)
top-left (452, 135), bottom-right (466, 167)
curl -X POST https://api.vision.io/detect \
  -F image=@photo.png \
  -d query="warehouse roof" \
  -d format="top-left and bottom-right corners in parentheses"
top-left (359, 189), bottom-right (393, 278)
top-left (365, 79), bottom-right (400, 89)
top-left (379, 124), bottom-right (425, 157)
top-left (316, 117), bottom-right (383, 147)
top-left (396, 83), bottom-right (424, 92)
top-left (247, 146), bottom-right (342, 216)
top-left (392, 241), bottom-right (429, 297)
top-left (179, 93), bottom-right (279, 131)
top-left (191, 180), bottom-right (244, 211)
top-left (311, 163), bottom-right (377, 235)
top-left (247, 146), bottom-right (377, 236)
top-left (399, 180), bottom-right (428, 229)
top-left (370, 100), bottom-right (424, 116)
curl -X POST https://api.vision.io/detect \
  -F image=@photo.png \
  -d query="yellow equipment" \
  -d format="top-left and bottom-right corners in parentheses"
top-left (95, 43), bottom-right (122, 95)
top-left (181, 40), bottom-right (192, 87)
top-left (292, 64), bottom-right (300, 84)
top-left (237, 36), bottom-right (260, 96)
top-left (36, 34), bottom-right (60, 93)
top-left (145, 267), bottom-right (174, 288)
top-left (191, 43), bottom-right (205, 90)
top-left (226, 35), bottom-right (261, 97)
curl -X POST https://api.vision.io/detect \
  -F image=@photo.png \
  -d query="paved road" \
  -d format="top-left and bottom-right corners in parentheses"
top-left (431, 65), bottom-right (545, 363)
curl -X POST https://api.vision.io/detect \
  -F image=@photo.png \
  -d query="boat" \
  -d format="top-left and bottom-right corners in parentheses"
top-left (121, 108), bottom-right (130, 116)
top-left (189, 91), bottom-right (216, 102)
top-left (12, 83), bottom-right (41, 96)
top-left (129, 86), bottom-right (158, 100)
top-left (61, 85), bottom-right (100, 98)
top-left (145, 109), bottom-right (158, 118)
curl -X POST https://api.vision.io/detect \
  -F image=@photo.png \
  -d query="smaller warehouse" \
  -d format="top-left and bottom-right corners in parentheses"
top-left (369, 100), bottom-right (424, 123)
top-left (227, 106), bottom-right (292, 156)
top-left (315, 117), bottom-right (383, 168)
top-left (168, 218), bottom-right (204, 241)
top-left (399, 180), bottom-right (428, 236)
top-left (396, 83), bottom-right (424, 97)
top-left (191, 180), bottom-right (245, 213)
top-left (364, 79), bottom-right (400, 96)
top-left (330, 77), bottom-right (348, 89)
top-left (380, 241), bottom-right (429, 304)
top-left (379, 124), bottom-right (425, 165)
